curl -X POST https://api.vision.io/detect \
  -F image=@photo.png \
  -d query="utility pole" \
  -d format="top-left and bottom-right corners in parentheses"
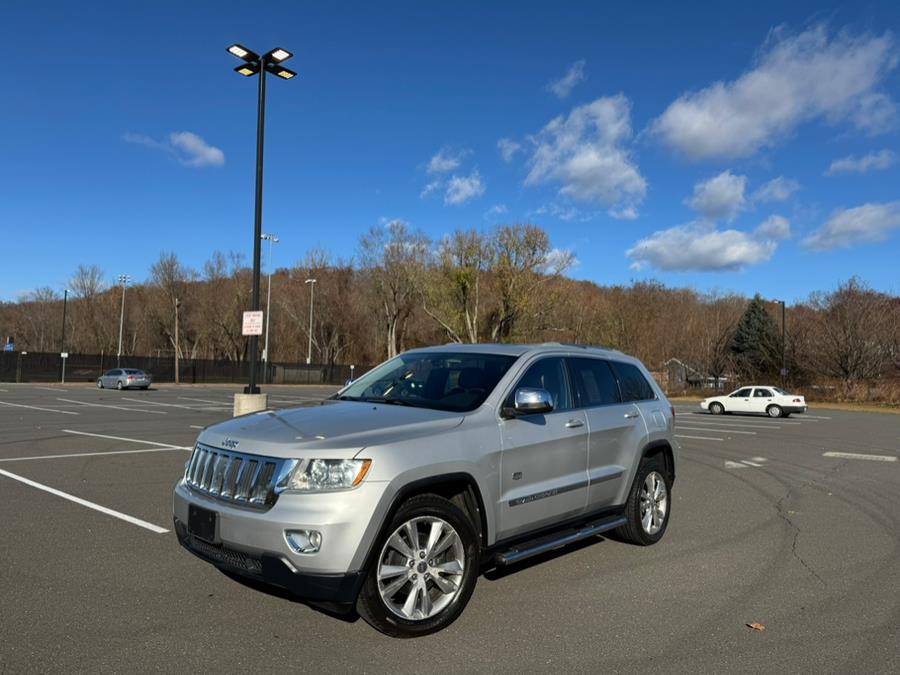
top-left (773, 298), bottom-right (786, 388)
top-left (305, 278), bottom-right (317, 365)
top-left (174, 297), bottom-right (181, 385)
top-left (60, 289), bottom-right (68, 383)
top-left (261, 233), bottom-right (279, 382)
top-left (116, 274), bottom-right (131, 367)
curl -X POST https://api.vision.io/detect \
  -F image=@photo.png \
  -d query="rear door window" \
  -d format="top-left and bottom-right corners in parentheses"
top-left (609, 361), bottom-right (656, 402)
top-left (754, 388), bottom-right (772, 397)
top-left (568, 357), bottom-right (621, 407)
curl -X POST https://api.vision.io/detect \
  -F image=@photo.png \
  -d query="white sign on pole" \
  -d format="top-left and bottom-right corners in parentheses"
top-left (242, 311), bottom-right (264, 336)
top-left (60, 352), bottom-right (69, 358)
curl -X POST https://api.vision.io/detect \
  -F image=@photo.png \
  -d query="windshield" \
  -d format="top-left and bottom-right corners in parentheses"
top-left (336, 351), bottom-right (518, 412)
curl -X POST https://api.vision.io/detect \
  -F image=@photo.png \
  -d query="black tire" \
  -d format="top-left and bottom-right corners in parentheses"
top-left (766, 404), bottom-right (783, 418)
top-left (97, 379), bottom-right (104, 389)
top-left (356, 494), bottom-right (480, 638)
top-left (116, 380), bottom-right (124, 390)
top-left (615, 455), bottom-right (672, 546)
top-left (141, 385), bottom-right (150, 390)
top-left (709, 401), bottom-right (724, 415)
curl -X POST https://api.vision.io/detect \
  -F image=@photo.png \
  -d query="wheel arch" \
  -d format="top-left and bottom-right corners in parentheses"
top-left (641, 439), bottom-right (676, 485)
top-left (358, 472), bottom-right (489, 574)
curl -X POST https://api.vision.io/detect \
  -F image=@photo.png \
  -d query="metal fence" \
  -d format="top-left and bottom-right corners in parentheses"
top-left (0, 351), bottom-right (369, 386)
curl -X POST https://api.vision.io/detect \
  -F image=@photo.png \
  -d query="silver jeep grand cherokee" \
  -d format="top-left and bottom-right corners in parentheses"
top-left (173, 343), bottom-right (676, 637)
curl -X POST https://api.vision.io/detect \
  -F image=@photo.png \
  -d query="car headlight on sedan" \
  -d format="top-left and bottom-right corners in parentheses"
top-left (286, 459), bottom-right (371, 492)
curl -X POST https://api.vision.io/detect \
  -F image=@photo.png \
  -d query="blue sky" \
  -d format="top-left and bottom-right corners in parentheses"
top-left (2, 0), bottom-right (899, 303)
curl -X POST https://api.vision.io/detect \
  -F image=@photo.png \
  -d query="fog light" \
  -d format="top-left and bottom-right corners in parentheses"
top-left (285, 529), bottom-right (322, 554)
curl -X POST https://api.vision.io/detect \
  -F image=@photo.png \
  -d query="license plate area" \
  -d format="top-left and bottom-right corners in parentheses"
top-left (188, 504), bottom-right (218, 543)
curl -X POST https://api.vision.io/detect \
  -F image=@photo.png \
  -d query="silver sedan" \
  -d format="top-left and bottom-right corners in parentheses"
top-left (97, 368), bottom-right (151, 390)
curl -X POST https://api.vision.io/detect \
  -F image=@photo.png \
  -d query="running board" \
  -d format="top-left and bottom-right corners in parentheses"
top-left (494, 515), bottom-right (627, 566)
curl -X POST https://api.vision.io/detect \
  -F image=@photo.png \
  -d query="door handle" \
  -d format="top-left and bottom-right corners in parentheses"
top-left (623, 412), bottom-right (640, 419)
top-left (565, 419), bottom-right (585, 428)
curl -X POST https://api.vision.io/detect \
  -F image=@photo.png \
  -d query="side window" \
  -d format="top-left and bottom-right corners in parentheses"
top-left (754, 388), bottom-right (772, 397)
top-left (609, 361), bottom-right (656, 402)
top-left (509, 357), bottom-right (573, 411)
top-left (731, 388), bottom-right (752, 398)
top-left (569, 357), bottom-right (620, 407)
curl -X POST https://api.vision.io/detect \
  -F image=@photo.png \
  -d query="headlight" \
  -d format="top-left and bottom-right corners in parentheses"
top-left (287, 459), bottom-right (371, 492)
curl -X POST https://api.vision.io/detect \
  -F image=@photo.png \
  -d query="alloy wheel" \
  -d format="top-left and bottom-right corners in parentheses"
top-left (639, 471), bottom-right (668, 535)
top-left (376, 516), bottom-right (465, 621)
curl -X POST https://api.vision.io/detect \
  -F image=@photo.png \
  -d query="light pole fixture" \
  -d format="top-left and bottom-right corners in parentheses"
top-left (261, 233), bottom-right (279, 380)
top-left (116, 274), bottom-right (131, 367)
top-left (772, 298), bottom-right (786, 388)
top-left (227, 43), bottom-right (296, 395)
top-left (305, 278), bottom-right (317, 365)
top-left (174, 297), bottom-right (181, 385)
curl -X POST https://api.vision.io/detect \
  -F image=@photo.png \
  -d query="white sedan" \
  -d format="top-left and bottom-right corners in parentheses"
top-left (700, 386), bottom-right (807, 418)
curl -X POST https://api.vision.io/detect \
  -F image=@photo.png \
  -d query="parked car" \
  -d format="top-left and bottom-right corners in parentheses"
top-left (173, 344), bottom-right (676, 637)
top-left (97, 368), bottom-right (151, 390)
top-left (700, 386), bottom-right (807, 418)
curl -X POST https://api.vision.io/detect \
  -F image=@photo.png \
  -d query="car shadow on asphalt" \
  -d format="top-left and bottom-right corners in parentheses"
top-left (218, 569), bottom-right (361, 624)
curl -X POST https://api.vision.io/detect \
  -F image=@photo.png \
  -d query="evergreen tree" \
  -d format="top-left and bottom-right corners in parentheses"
top-left (729, 294), bottom-right (781, 380)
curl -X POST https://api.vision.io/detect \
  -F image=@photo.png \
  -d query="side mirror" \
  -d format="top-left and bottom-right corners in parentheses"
top-left (510, 387), bottom-right (554, 416)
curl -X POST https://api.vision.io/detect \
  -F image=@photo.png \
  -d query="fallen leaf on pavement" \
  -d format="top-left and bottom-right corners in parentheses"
top-left (746, 622), bottom-right (766, 631)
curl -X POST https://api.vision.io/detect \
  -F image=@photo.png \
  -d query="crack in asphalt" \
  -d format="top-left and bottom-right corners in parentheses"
top-left (775, 485), bottom-right (827, 587)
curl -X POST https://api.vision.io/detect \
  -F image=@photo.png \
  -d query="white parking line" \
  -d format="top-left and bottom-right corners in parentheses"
top-left (0, 468), bottom-right (169, 533)
top-left (57, 398), bottom-right (167, 415)
top-left (677, 425), bottom-right (756, 435)
top-left (0, 446), bottom-right (190, 462)
top-left (676, 418), bottom-right (786, 429)
top-left (823, 452), bottom-right (897, 462)
top-left (675, 433), bottom-right (724, 441)
top-left (62, 429), bottom-right (191, 449)
top-left (0, 400), bottom-right (79, 415)
top-left (803, 415), bottom-right (832, 420)
top-left (189, 425), bottom-right (205, 429)
top-left (178, 396), bottom-right (231, 405)
top-left (121, 397), bottom-right (200, 410)
top-left (33, 386), bottom-right (67, 392)
top-left (724, 461), bottom-right (748, 469)
top-left (740, 460), bottom-right (763, 467)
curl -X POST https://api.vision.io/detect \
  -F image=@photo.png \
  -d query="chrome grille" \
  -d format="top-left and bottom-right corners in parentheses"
top-left (185, 444), bottom-right (295, 509)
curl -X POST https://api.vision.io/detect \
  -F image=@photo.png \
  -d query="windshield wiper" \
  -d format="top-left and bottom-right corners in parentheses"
top-left (364, 397), bottom-right (421, 407)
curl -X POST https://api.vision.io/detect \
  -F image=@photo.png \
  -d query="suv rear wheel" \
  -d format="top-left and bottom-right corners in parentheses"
top-left (357, 494), bottom-right (479, 638)
top-left (615, 455), bottom-right (672, 546)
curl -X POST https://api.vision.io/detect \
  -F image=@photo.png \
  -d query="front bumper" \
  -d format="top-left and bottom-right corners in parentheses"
top-left (174, 518), bottom-right (365, 605)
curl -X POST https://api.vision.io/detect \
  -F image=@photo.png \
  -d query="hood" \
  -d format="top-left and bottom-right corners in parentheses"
top-left (198, 401), bottom-right (465, 460)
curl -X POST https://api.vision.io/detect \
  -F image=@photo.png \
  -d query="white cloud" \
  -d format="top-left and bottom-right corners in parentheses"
top-left (525, 95), bottom-right (646, 213)
top-left (168, 132), bottom-right (225, 167)
top-left (853, 92), bottom-right (898, 134)
top-left (497, 138), bottom-right (522, 163)
top-left (609, 205), bottom-right (639, 220)
top-left (753, 176), bottom-right (800, 202)
top-left (484, 203), bottom-right (508, 220)
top-left (420, 180), bottom-right (442, 198)
top-left (686, 170), bottom-right (747, 221)
top-left (547, 60), bottom-right (586, 99)
top-left (427, 148), bottom-right (468, 174)
top-left (123, 131), bottom-right (224, 168)
top-left (826, 149), bottom-right (895, 175)
top-left (755, 215), bottom-right (792, 240)
top-left (444, 170), bottom-right (485, 206)
top-left (651, 26), bottom-right (899, 160)
top-left (802, 202), bottom-right (900, 250)
top-left (627, 223), bottom-right (777, 272)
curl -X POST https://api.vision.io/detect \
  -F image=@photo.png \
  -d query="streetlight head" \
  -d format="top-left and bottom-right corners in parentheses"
top-left (305, 278), bottom-right (317, 284)
top-left (270, 65), bottom-right (297, 80)
top-left (234, 63), bottom-right (260, 77)
top-left (227, 43), bottom-right (259, 62)
top-left (261, 233), bottom-right (279, 242)
top-left (265, 47), bottom-right (293, 63)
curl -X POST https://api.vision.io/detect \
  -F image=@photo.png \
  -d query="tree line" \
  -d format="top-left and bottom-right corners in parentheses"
top-left (2, 222), bottom-right (898, 401)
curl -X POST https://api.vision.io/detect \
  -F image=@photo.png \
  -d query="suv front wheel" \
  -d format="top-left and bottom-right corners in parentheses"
top-left (357, 494), bottom-right (479, 638)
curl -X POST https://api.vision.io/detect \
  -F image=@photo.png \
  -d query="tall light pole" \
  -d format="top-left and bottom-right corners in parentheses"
top-left (261, 233), bottom-right (279, 381)
top-left (174, 297), bottom-right (181, 385)
top-left (305, 278), bottom-right (317, 365)
top-left (773, 298), bottom-right (786, 388)
top-left (60, 289), bottom-right (68, 383)
top-left (116, 274), bottom-right (131, 367)
top-left (227, 43), bottom-right (296, 395)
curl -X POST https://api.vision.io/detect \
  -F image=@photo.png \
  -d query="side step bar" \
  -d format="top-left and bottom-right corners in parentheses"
top-left (494, 515), bottom-right (627, 566)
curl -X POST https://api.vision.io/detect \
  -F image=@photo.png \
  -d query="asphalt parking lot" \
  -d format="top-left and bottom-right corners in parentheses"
top-left (1, 384), bottom-right (898, 673)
